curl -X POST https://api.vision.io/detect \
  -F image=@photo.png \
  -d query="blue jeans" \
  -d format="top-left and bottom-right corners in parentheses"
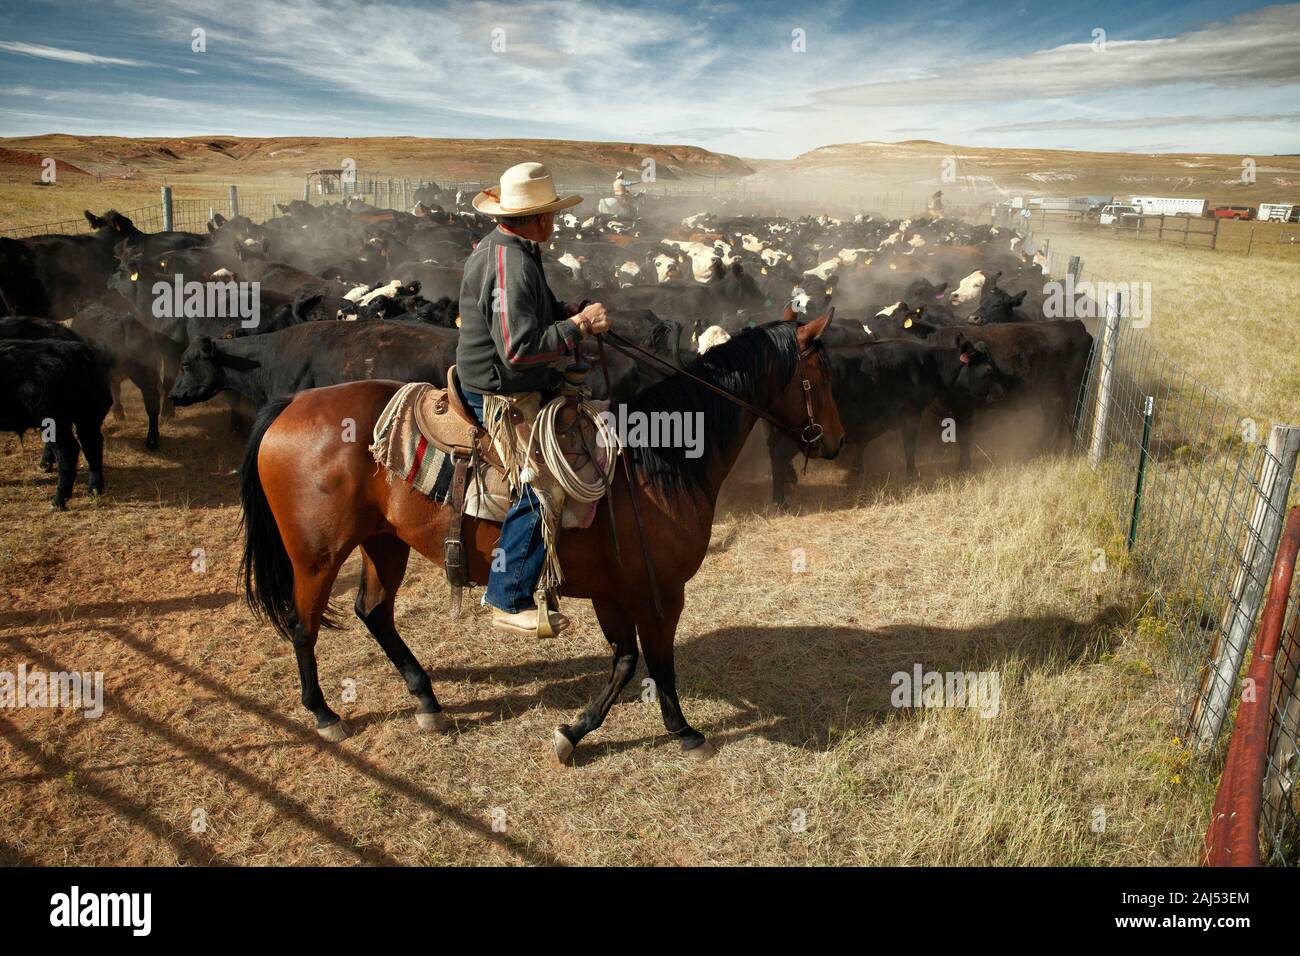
top-left (461, 388), bottom-right (546, 613)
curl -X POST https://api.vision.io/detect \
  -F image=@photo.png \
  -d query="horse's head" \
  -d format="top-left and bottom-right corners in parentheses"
top-left (775, 305), bottom-right (844, 460)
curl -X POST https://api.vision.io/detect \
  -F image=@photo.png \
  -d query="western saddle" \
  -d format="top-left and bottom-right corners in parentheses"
top-left (413, 365), bottom-right (604, 624)
top-left (413, 366), bottom-right (508, 602)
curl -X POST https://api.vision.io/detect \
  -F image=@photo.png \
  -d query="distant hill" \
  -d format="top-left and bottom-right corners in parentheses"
top-left (4, 134), bottom-right (1298, 230)
top-left (742, 141), bottom-right (1300, 208)
top-left (0, 134), bottom-right (753, 185)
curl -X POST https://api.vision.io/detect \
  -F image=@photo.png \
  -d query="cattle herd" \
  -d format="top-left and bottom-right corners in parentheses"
top-left (0, 189), bottom-right (1095, 511)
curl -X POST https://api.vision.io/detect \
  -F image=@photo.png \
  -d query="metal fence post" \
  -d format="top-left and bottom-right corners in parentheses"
top-left (1088, 290), bottom-right (1123, 467)
top-left (1128, 396), bottom-right (1155, 550)
top-left (228, 185), bottom-right (239, 218)
top-left (1193, 425), bottom-right (1300, 750)
top-left (161, 185), bottom-right (173, 232)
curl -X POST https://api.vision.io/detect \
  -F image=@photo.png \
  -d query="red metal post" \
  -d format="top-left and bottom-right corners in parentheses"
top-left (1203, 506), bottom-right (1300, 865)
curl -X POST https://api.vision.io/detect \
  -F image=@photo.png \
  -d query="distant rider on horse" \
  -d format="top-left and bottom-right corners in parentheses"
top-left (456, 162), bottom-right (610, 636)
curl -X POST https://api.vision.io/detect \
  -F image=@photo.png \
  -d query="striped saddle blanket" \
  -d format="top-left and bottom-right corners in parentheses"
top-left (368, 381), bottom-right (603, 529)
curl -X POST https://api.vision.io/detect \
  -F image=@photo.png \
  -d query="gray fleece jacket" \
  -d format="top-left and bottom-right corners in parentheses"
top-left (456, 226), bottom-right (580, 395)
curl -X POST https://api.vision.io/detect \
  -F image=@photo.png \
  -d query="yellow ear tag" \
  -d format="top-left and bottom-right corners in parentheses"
top-left (761, 267), bottom-right (768, 275)
top-left (826, 288), bottom-right (833, 296)
top-left (130, 272), bottom-right (138, 281)
top-left (903, 317), bottom-right (913, 328)
top-left (455, 315), bottom-right (462, 328)
top-left (889, 263), bottom-right (897, 270)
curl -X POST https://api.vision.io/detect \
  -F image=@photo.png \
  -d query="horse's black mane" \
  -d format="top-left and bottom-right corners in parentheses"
top-left (623, 319), bottom-right (802, 497)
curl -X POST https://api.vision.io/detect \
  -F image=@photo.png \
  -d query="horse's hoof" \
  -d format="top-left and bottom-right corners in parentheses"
top-left (549, 727), bottom-right (575, 767)
top-left (145, 438), bottom-right (159, 451)
top-left (50, 500), bottom-right (68, 512)
top-left (683, 738), bottom-right (716, 760)
top-left (415, 711), bottom-right (453, 733)
top-left (316, 720), bottom-right (351, 743)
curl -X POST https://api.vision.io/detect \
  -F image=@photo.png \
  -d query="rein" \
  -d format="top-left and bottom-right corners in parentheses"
top-left (584, 320), bottom-right (829, 623)
top-left (597, 324), bottom-right (827, 455)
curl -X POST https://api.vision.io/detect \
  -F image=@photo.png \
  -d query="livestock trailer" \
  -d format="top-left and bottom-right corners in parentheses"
top-left (1028, 196), bottom-right (1089, 213)
top-left (1258, 202), bottom-right (1298, 222)
top-left (1128, 196), bottom-right (1206, 217)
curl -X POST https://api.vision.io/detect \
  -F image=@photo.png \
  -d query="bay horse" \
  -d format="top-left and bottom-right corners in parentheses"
top-left (239, 309), bottom-right (843, 764)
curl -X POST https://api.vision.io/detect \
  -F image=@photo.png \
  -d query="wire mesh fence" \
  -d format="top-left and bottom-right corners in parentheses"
top-left (1068, 287), bottom-right (1300, 763)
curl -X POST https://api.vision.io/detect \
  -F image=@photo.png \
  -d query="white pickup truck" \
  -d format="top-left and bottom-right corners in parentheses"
top-left (1098, 203), bottom-right (1141, 226)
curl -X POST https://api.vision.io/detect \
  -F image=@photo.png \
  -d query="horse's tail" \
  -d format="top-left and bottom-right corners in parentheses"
top-left (239, 396), bottom-right (338, 641)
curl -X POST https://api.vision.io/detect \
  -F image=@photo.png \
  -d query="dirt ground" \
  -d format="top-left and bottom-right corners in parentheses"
top-left (0, 389), bottom-right (1210, 866)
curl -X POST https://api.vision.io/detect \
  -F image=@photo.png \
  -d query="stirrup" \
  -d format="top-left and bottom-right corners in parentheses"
top-left (536, 588), bottom-right (567, 639)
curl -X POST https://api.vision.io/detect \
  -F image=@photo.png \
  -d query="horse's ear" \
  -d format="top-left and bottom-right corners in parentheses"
top-left (798, 310), bottom-right (832, 345)
top-left (84, 210), bottom-right (105, 229)
top-left (781, 304), bottom-right (797, 323)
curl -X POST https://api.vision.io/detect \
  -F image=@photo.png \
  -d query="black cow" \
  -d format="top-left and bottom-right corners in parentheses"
top-left (0, 211), bottom-right (141, 319)
top-left (969, 280), bottom-right (1030, 325)
top-left (168, 321), bottom-right (459, 409)
top-left (767, 334), bottom-right (1009, 506)
top-left (0, 238), bottom-right (45, 316)
top-left (70, 303), bottom-right (169, 450)
top-left (604, 271), bottom-right (760, 328)
top-left (864, 303), bottom-right (962, 340)
top-left (929, 320), bottom-right (1093, 454)
top-left (0, 315), bottom-right (84, 469)
top-left (0, 339), bottom-right (112, 510)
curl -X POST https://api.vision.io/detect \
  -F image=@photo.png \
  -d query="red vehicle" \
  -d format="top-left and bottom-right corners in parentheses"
top-left (1208, 205), bottom-right (1255, 220)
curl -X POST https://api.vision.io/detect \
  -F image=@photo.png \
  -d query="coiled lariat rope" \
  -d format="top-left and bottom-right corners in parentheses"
top-left (523, 396), bottom-right (622, 503)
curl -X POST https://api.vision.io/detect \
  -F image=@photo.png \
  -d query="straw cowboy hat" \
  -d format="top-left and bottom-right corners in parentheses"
top-left (472, 162), bottom-right (582, 216)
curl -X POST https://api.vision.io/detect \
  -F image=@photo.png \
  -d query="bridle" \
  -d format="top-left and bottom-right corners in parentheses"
top-left (588, 319), bottom-right (830, 622)
top-left (597, 318), bottom-right (831, 457)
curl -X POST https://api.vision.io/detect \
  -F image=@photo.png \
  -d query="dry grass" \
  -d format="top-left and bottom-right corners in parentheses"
top-left (1038, 233), bottom-right (1300, 425)
top-left (0, 394), bottom-right (1211, 865)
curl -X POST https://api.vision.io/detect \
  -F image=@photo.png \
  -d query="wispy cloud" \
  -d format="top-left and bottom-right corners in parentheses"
top-left (975, 112), bottom-right (1300, 133)
top-left (0, 40), bottom-right (145, 67)
top-left (654, 126), bottom-right (770, 139)
top-left (801, 5), bottom-right (1300, 108)
top-left (0, 1), bottom-right (1297, 158)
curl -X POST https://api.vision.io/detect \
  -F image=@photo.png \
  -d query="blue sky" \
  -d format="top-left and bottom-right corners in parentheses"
top-left (1, 0), bottom-right (1298, 158)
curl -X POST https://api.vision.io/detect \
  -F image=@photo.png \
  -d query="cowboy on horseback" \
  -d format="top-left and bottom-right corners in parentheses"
top-left (457, 162), bottom-right (610, 637)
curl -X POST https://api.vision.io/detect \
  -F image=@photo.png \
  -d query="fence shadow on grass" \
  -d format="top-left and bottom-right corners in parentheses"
top-left (0, 595), bottom-right (1126, 863)
top-left (432, 605), bottom-right (1128, 754)
top-left (0, 624), bottom-right (565, 866)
